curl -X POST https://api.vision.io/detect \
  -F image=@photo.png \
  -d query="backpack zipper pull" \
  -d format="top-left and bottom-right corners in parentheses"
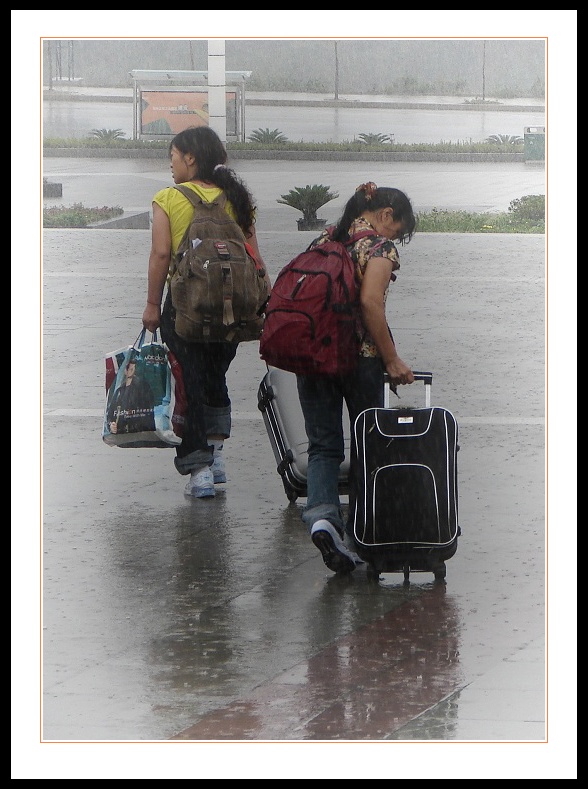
top-left (292, 273), bottom-right (306, 297)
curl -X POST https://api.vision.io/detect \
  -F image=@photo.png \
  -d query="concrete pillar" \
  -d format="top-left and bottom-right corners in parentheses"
top-left (207, 39), bottom-right (226, 143)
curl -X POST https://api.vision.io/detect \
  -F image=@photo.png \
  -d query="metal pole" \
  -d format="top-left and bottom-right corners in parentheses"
top-left (132, 77), bottom-right (137, 141)
top-left (240, 76), bottom-right (247, 142)
top-left (334, 41), bottom-right (339, 101)
top-left (482, 41), bottom-right (486, 102)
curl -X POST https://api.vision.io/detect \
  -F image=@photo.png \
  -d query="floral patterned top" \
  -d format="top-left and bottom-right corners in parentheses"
top-left (310, 217), bottom-right (401, 357)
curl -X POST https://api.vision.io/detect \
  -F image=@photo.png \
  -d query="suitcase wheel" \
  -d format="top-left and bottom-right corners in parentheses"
top-left (283, 480), bottom-right (299, 503)
top-left (433, 561), bottom-right (447, 583)
top-left (366, 563), bottom-right (381, 582)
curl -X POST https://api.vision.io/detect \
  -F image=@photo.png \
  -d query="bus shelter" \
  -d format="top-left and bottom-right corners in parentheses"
top-left (129, 69), bottom-right (251, 142)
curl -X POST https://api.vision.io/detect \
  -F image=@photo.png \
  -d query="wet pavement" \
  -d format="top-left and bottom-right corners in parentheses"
top-left (24, 154), bottom-right (576, 777)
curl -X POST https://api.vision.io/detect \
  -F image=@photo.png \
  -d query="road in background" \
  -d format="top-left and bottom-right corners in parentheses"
top-left (42, 89), bottom-right (545, 144)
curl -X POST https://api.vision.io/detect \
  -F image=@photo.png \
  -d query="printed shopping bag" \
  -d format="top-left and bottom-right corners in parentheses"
top-left (103, 329), bottom-right (186, 448)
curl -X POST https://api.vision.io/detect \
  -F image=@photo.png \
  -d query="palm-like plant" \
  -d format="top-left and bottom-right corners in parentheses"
top-left (356, 132), bottom-right (392, 145)
top-left (89, 128), bottom-right (126, 141)
top-left (248, 127), bottom-right (289, 144)
top-left (277, 184), bottom-right (339, 223)
top-left (485, 134), bottom-right (524, 145)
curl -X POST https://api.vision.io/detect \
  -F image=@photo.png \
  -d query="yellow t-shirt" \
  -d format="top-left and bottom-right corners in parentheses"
top-left (152, 182), bottom-right (238, 258)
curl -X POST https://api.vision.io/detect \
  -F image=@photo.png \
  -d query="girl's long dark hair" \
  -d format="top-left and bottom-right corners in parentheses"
top-left (331, 186), bottom-right (416, 245)
top-left (170, 126), bottom-right (256, 237)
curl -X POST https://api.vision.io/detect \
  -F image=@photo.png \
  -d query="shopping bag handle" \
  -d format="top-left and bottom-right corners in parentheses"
top-left (133, 328), bottom-right (158, 351)
top-left (132, 327), bottom-right (157, 353)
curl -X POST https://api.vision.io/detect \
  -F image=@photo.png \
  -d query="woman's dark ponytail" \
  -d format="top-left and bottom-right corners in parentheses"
top-left (169, 127), bottom-right (256, 236)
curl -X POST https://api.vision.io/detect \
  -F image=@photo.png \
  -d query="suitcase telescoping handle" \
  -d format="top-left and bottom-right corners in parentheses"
top-left (384, 370), bottom-right (432, 408)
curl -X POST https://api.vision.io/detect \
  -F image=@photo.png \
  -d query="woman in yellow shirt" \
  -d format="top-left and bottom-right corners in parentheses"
top-left (142, 126), bottom-right (270, 498)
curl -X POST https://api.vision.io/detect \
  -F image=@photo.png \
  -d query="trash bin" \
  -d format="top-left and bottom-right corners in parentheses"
top-left (524, 126), bottom-right (545, 162)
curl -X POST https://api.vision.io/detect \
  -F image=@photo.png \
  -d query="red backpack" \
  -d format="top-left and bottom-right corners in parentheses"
top-left (259, 229), bottom-right (379, 376)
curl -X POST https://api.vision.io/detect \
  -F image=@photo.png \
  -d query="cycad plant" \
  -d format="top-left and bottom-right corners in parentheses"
top-left (248, 127), bottom-right (289, 144)
top-left (89, 128), bottom-right (127, 141)
top-left (485, 134), bottom-right (524, 145)
top-left (277, 184), bottom-right (339, 223)
top-left (356, 132), bottom-right (392, 145)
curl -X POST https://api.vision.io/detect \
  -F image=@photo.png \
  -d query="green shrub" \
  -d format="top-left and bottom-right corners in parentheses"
top-left (43, 203), bottom-right (124, 228)
top-left (43, 137), bottom-right (524, 154)
top-left (508, 194), bottom-right (545, 222)
top-left (416, 196), bottom-right (545, 234)
top-left (43, 136), bottom-right (165, 150)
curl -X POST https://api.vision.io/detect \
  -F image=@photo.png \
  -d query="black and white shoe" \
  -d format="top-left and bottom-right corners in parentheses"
top-left (311, 519), bottom-right (362, 574)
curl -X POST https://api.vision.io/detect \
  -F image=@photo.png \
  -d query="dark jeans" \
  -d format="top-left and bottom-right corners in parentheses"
top-left (161, 292), bottom-right (238, 475)
top-left (296, 356), bottom-right (385, 537)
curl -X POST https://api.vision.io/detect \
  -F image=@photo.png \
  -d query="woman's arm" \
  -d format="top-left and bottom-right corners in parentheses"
top-left (142, 203), bottom-right (172, 332)
top-left (360, 257), bottom-right (414, 386)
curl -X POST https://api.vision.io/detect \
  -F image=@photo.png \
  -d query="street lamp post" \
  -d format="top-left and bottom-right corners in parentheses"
top-left (482, 40), bottom-right (486, 102)
top-left (334, 41), bottom-right (339, 101)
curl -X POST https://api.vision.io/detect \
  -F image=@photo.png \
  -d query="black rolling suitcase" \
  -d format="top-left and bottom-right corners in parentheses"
top-left (352, 372), bottom-right (460, 583)
top-left (257, 366), bottom-right (351, 502)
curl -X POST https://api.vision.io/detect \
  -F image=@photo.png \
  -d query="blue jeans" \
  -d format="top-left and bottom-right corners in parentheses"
top-left (296, 357), bottom-right (385, 537)
top-left (161, 292), bottom-right (238, 475)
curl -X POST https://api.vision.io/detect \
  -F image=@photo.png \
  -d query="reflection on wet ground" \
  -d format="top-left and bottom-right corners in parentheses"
top-left (30, 126), bottom-right (577, 777)
top-left (41, 222), bottom-right (547, 751)
top-left (171, 584), bottom-right (464, 740)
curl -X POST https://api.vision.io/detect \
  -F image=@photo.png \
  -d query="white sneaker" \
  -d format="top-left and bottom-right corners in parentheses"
top-left (184, 466), bottom-right (215, 498)
top-left (310, 519), bottom-right (362, 573)
top-left (210, 454), bottom-right (227, 484)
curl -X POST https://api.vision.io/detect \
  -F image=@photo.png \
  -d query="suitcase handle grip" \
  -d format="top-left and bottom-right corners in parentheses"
top-left (384, 370), bottom-right (432, 384)
top-left (411, 370), bottom-right (432, 385)
top-left (384, 370), bottom-right (432, 407)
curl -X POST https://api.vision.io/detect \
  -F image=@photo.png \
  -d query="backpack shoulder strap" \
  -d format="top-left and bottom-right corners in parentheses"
top-left (171, 185), bottom-right (230, 266)
top-left (174, 183), bottom-right (202, 208)
top-left (320, 227), bottom-right (378, 249)
top-left (173, 183), bottom-right (228, 212)
top-left (346, 228), bottom-right (378, 245)
top-left (346, 228), bottom-right (389, 257)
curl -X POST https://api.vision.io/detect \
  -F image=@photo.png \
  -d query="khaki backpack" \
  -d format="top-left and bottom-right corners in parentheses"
top-left (170, 185), bottom-right (269, 343)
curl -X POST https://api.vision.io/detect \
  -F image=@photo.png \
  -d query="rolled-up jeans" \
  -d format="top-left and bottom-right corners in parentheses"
top-left (161, 292), bottom-right (238, 475)
top-left (296, 356), bottom-right (385, 537)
